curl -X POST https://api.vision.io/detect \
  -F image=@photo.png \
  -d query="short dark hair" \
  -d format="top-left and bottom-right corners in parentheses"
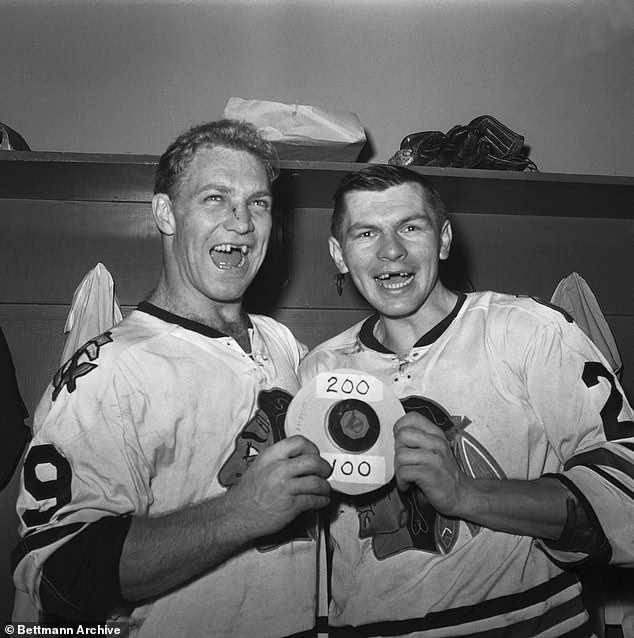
top-left (331, 165), bottom-right (448, 241)
top-left (154, 119), bottom-right (279, 198)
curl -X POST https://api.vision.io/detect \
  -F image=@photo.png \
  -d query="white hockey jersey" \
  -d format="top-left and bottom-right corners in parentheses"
top-left (14, 303), bottom-right (315, 638)
top-left (299, 291), bottom-right (634, 637)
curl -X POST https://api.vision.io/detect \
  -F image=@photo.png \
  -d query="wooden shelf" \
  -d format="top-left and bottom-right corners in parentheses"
top-left (2, 150), bottom-right (634, 218)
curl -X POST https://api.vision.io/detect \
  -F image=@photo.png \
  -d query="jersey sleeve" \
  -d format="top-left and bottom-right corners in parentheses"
top-left (13, 345), bottom-right (154, 617)
top-left (517, 301), bottom-right (634, 567)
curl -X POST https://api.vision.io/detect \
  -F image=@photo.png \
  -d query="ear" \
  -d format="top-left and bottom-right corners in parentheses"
top-left (328, 236), bottom-right (349, 274)
top-left (439, 220), bottom-right (452, 261)
top-left (152, 193), bottom-right (176, 236)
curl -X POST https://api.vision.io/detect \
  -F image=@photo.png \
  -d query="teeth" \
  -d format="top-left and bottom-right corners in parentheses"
top-left (381, 279), bottom-right (411, 289)
top-left (375, 272), bottom-right (411, 280)
top-left (375, 272), bottom-right (414, 289)
top-left (210, 243), bottom-right (249, 270)
top-left (212, 244), bottom-right (249, 254)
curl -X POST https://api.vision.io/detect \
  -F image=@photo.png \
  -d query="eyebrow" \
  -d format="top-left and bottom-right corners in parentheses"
top-left (197, 183), bottom-right (230, 194)
top-left (250, 189), bottom-right (273, 199)
top-left (196, 184), bottom-right (272, 198)
top-left (347, 214), bottom-right (431, 233)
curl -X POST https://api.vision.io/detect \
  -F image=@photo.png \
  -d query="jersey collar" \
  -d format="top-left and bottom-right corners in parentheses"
top-left (358, 292), bottom-right (467, 354)
top-left (137, 301), bottom-right (252, 340)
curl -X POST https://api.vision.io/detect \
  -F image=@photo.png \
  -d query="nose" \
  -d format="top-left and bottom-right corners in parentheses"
top-left (226, 201), bottom-right (254, 234)
top-left (378, 231), bottom-right (406, 261)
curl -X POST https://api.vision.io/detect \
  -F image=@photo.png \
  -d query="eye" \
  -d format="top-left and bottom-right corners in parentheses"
top-left (203, 193), bottom-right (223, 203)
top-left (243, 442), bottom-right (260, 463)
top-left (250, 198), bottom-right (271, 211)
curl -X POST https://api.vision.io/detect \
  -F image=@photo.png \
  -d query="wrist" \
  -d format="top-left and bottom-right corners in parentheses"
top-left (449, 474), bottom-right (483, 519)
top-left (211, 489), bottom-right (262, 547)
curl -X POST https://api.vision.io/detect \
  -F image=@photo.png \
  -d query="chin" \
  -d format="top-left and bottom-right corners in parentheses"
top-left (203, 283), bottom-right (248, 305)
top-left (374, 300), bottom-right (423, 319)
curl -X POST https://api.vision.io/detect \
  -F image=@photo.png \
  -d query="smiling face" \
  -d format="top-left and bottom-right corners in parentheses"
top-left (152, 145), bottom-right (273, 319)
top-left (329, 183), bottom-right (452, 322)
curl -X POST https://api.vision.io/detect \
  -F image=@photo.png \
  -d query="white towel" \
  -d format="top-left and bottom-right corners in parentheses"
top-left (61, 263), bottom-right (122, 364)
top-left (551, 272), bottom-right (622, 376)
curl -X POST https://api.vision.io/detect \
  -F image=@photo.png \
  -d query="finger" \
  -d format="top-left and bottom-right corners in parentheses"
top-left (394, 448), bottom-right (440, 467)
top-left (395, 471), bottom-right (415, 493)
top-left (396, 458), bottom-right (445, 479)
top-left (394, 416), bottom-right (447, 446)
top-left (395, 424), bottom-right (448, 450)
top-left (284, 453), bottom-right (334, 479)
top-left (268, 435), bottom-right (321, 460)
top-left (393, 411), bottom-right (438, 434)
top-left (394, 461), bottom-right (441, 493)
top-left (395, 469), bottom-right (414, 492)
top-left (288, 474), bottom-right (332, 498)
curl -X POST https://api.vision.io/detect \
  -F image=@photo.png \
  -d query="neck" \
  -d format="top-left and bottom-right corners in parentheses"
top-left (148, 275), bottom-right (250, 349)
top-left (376, 287), bottom-right (458, 357)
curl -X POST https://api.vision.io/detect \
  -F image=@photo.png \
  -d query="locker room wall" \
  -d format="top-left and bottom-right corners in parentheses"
top-left (1, 153), bottom-right (633, 623)
top-left (2, 0), bottom-right (634, 178)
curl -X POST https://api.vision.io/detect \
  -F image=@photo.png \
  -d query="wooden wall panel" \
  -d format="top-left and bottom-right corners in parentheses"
top-left (2, 201), bottom-right (631, 314)
top-left (270, 308), bottom-right (372, 350)
top-left (446, 214), bottom-right (634, 314)
top-left (0, 306), bottom-right (70, 416)
top-left (0, 200), bottom-right (161, 305)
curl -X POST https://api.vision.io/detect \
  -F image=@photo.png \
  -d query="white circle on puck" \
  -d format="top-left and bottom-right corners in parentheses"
top-left (287, 369), bottom-right (404, 495)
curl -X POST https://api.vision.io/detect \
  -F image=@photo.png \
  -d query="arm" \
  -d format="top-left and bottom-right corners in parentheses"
top-left (395, 304), bottom-right (634, 562)
top-left (394, 412), bottom-right (569, 540)
top-left (522, 307), bottom-right (634, 566)
top-left (14, 435), bottom-right (330, 621)
top-left (120, 435), bottom-right (331, 601)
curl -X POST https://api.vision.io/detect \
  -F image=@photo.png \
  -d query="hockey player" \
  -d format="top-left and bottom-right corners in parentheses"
top-left (13, 120), bottom-right (332, 637)
top-left (298, 164), bottom-right (634, 637)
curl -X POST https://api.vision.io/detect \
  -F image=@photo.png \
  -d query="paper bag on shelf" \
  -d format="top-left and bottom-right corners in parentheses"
top-left (223, 97), bottom-right (366, 162)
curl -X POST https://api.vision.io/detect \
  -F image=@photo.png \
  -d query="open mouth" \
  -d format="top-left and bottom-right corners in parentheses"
top-left (374, 272), bottom-right (414, 290)
top-left (210, 244), bottom-right (249, 270)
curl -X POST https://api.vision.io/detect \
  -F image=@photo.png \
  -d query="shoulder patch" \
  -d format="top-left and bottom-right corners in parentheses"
top-left (52, 332), bottom-right (114, 401)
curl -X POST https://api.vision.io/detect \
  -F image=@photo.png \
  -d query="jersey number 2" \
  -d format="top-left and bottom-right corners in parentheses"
top-left (583, 362), bottom-right (634, 440)
top-left (21, 444), bottom-right (72, 527)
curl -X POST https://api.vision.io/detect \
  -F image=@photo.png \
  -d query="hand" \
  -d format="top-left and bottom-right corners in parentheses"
top-left (226, 435), bottom-right (332, 538)
top-left (394, 412), bottom-right (470, 517)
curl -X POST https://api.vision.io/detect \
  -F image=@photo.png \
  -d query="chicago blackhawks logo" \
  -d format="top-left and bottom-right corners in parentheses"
top-left (354, 395), bottom-right (505, 559)
top-left (218, 388), bottom-right (315, 549)
top-left (52, 332), bottom-right (114, 401)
